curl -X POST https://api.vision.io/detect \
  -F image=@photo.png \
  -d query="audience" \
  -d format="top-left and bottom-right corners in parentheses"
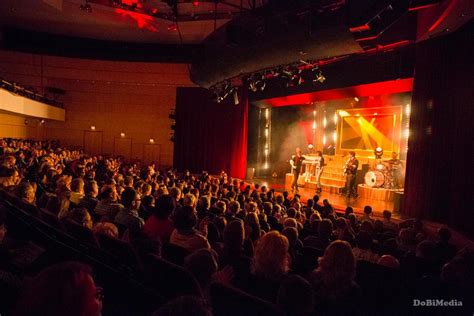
top-left (0, 138), bottom-right (472, 315)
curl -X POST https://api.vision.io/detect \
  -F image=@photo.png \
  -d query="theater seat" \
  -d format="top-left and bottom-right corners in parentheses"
top-left (210, 282), bottom-right (283, 316)
top-left (39, 208), bottom-right (63, 230)
top-left (62, 218), bottom-right (99, 247)
top-left (144, 254), bottom-right (201, 300)
top-left (96, 233), bottom-right (142, 273)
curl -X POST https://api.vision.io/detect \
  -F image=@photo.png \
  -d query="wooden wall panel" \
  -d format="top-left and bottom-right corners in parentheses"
top-left (0, 49), bottom-right (194, 167)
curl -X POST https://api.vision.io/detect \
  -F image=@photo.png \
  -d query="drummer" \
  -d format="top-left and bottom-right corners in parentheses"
top-left (388, 152), bottom-right (403, 189)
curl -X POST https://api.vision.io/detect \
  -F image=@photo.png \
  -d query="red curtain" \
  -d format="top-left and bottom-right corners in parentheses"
top-left (173, 87), bottom-right (248, 179)
top-left (403, 21), bottom-right (473, 238)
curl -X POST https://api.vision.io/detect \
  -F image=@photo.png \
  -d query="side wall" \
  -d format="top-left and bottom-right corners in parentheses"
top-left (0, 50), bottom-right (193, 166)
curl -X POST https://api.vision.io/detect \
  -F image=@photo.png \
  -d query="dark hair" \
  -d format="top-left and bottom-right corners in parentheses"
top-left (172, 206), bottom-right (197, 231)
top-left (15, 261), bottom-right (95, 316)
top-left (345, 206), bottom-right (354, 217)
top-left (84, 180), bottom-right (97, 195)
top-left (121, 188), bottom-right (137, 208)
top-left (363, 205), bottom-right (372, 215)
top-left (349, 151), bottom-right (356, 156)
top-left (153, 195), bottom-right (175, 219)
top-left (356, 231), bottom-right (373, 250)
top-left (438, 227), bottom-right (452, 242)
top-left (382, 210), bottom-right (391, 219)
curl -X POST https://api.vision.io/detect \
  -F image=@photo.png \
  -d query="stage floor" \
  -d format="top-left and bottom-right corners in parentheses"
top-left (249, 177), bottom-right (403, 220)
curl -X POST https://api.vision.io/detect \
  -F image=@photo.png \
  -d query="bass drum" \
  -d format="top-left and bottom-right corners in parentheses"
top-left (364, 171), bottom-right (385, 188)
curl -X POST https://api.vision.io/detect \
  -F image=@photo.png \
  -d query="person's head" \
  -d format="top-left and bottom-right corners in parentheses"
top-left (223, 219), bottom-right (245, 249)
top-left (71, 178), bottom-right (85, 194)
top-left (172, 206), bottom-right (197, 231)
top-left (356, 231), bottom-right (373, 250)
top-left (252, 231), bottom-right (290, 280)
top-left (316, 150), bottom-right (322, 157)
top-left (378, 255), bottom-right (400, 269)
top-left (317, 240), bottom-right (356, 286)
top-left (295, 147), bottom-right (301, 155)
top-left (215, 200), bottom-right (226, 213)
top-left (152, 194), bottom-right (175, 219)
top-left (183, 193), bottom-right (197, 208)
top-left (93, 222), bottom-right (119, 239)
top-left (16, 261), bottom-right (103, 316)
top-left (416, 240), bottom-right (436, 260)
top-left (169, 187), bottom-right (182, 201)
top-left (345, 206), bottom-right (353, 217)
top-left (363, 205), bottom-right (372, 216)
top-left (283, 218), bottom-right (298, 229)
top-left (336, 217), bottom-right (347, 230)
top-left (184, 249), bottom-right (218, 289)
top-left (197, 196), bottom-right (210, 211)
top-left (318, 219), bottom-right (333, 239)
top-left (277, 274), bottom-right (314, 315)
top-left (382, 210), bottom-right (392, 220)
top-left (67, 208), bottom-right (93, 230)
top-left (124, 176), bottom-right (134, 187)
top-left (282, 227), bottom-right (298, 247)
top-left (437, 227), bottom-right (452, 243)
top-left (392, 152), bottom-right (398, 159)
top-left (349, 151), bottom-right (356, 158)
top-left (17, 181), bottom-right (35, 204)
top-left (121, 188), bottom-right (140, 210)
top-left (229, 200), bottom-right (240, 214)
top-left (84, 180), bottom-right (99, 198)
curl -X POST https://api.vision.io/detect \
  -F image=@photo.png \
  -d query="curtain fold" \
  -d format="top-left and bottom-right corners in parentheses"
top-left (174, 87), bottom-right (248, 179)
top-left (403, 21), bottom-right (473, 238)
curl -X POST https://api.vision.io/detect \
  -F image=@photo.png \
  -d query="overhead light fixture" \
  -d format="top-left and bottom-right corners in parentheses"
top-left (120, 132), bottom-right (125, 137)
top-left (80, 3), bottom-right (92, 13)
top-left (40, 119), bottom-right (45, 125)
top-left (149, 138), bottom-right (155, 143)
top-left (90, 125), bottom-right (96, 131)
top-left (374, 146), bottom-right (383, 159)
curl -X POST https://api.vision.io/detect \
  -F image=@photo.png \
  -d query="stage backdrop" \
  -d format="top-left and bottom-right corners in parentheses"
top-left (173, 87), bottom-right (248, 179)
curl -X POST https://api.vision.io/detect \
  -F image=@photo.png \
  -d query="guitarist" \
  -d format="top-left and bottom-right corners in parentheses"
top-left (344, 151), bottom-right (359, 198)
top-left (290, 147), bottom-right (305, 193)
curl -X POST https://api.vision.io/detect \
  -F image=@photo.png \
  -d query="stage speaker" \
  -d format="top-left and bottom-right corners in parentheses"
top-left (394, 192), bottom-right (404, 214)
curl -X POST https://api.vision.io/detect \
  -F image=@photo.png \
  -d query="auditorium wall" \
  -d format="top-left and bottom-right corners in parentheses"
top-left (0, 49), bottom-right (194, 167)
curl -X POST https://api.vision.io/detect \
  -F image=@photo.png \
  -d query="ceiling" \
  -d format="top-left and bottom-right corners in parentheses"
top-left (0, 0), bottom-right (267, 44)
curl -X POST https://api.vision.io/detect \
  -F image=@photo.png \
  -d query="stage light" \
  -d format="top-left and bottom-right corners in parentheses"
top-left (333, 131), bottom-right (337, 142)
top-left (264, 149), bottom-right (269, 156)
top-left (313, 110), bottom-right (316, 116)
top-left (264, 162), bottom-right (269, 169)
top-left (405, 129), bottom-right (410, 138)
top-left (265, 108), bottom-right (269, 119)
top-left (120, 132), bottom-right (125, 137)
top-left (40, 119), bottom-right (45, 125)
top-left (323, 117), bottom-right (327, 128)
top-left (308, 144), bottom-right (313, 149)
top-left (405, 104), bottom-right (411, 116)
top-left (373, 112), bottom-right (378, 116)
top-left (80, 3), bottom-right (92, 13)
top-left (90, 125), bottom-right (96, 131)
top-left (233, 90), bottom-right (239, 105)
top-left (312, 121), bottom-right (316, 130)
top-left (374, 147), bottom-right (383, 159)
top-left (354, 97), bottom-right (359, 102)
top-left (264, 128), bottom-right (269, 137)
top-left (313, 70), bottom-right (326, 83)
top-left (322, 135), bottom-right (326, 145)
top-left (339, 110), bottom-right (350, 117)
top-left (334, 113), bottom-right (337, 124)
top-left (149, 138), bottom-right (155, 143)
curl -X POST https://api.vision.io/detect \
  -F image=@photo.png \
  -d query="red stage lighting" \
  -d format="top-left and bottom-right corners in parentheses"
top-left (192, 1), bottom-right (200, 6)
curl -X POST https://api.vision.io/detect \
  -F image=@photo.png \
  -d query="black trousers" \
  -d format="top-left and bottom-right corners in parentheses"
top-left (345, 173), bottom-right (357, 196)
top-left (292, 170), bottom-right (300, 190)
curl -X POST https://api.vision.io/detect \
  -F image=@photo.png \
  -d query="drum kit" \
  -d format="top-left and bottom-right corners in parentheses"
top-left (364, 161), bottom-right (395, 189)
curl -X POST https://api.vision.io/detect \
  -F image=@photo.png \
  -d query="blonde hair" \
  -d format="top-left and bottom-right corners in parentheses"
top-left (316, 240), bottom-right (355, 291)
top-left (252, 231), bottom-right (290, 280)
top-left (93, 222), bottom-right (119, 239)
top-left (183, 193), bottom-right (197, 208)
